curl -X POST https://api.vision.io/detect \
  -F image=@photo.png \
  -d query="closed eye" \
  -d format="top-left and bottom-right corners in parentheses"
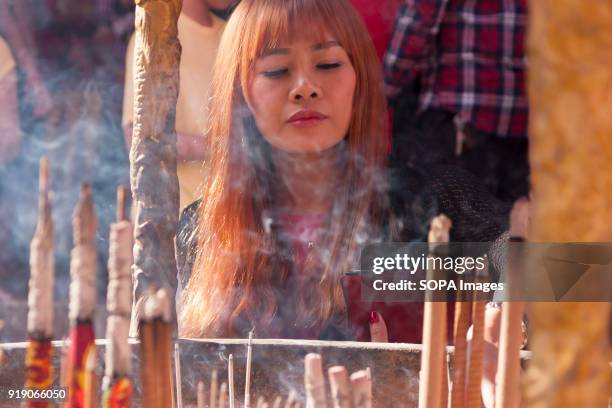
top-left (317, 62), bottom-right (342, 70)
top-left (262, 68), bottom-right (289, 78)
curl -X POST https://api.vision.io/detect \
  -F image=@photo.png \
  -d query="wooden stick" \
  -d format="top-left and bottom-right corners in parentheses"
top-left (197, 381), bottom-right (205, 408)
top-left (219, 381), bottom-right (228, 408)
top-left (245, 330), bottom-right (254, 408)
top-left (228, 354), bottom-right (235, 408)
top-left (419, 215), bottom-right (451, 408)
top-left (256, 396), bottom-right (266, 408)
top-left (349, 370), bottom-right (372, 408)
top-left (304, 353), bottom-right (326, 408)
top-left (210, 369), bottom-right (219, 408)
top-left (272, 396), bottom-right (282, 408)
top-left (466, 265), bottom-right (487, 408)
top-left (328, 366), bottom-right (352, 408)
top-left (495, 200), bottom-right (529, 408)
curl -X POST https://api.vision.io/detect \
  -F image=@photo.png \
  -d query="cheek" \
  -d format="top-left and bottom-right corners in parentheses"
top-left (248, 79), bottom-right (281, 131)
top-left (332, 69), bottom-right (357, 130)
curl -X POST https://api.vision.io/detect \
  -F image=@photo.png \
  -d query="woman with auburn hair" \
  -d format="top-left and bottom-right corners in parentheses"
top-left (177, 0), bottom-right (509, 340)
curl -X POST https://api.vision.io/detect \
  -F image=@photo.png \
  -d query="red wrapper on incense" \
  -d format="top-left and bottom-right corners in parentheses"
top-left (66, 183), bottom-right (98, 407)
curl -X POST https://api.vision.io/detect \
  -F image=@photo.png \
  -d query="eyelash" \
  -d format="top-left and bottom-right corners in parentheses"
top-left (262, 62), bottom-right (342, 78)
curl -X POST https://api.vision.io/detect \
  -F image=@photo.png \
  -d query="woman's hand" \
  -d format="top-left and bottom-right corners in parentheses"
top-left (369, 311), bottom-right (388, 342)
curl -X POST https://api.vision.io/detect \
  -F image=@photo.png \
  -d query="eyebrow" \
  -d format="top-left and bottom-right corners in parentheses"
top-left (261, 40), bottom-right (341, 57)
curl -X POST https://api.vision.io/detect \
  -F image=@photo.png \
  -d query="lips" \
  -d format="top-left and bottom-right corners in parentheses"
top-left (287, 110), bottom-right (327, 128)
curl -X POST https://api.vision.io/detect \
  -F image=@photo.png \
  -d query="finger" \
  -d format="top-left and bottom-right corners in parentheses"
top-left (369, 311), bottom-right (388, 342)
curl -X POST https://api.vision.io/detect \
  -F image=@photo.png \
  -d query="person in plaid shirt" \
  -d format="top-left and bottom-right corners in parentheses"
top-left (384, 0), bottom-right (529, 203)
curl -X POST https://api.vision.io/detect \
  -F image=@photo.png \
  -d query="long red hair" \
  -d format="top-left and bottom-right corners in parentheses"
top-left (179, 0), bottom-right (388, 338)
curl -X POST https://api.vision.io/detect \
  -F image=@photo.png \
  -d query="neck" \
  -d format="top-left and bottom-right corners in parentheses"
top-left (272, 143), bottom-right (345, 216)
top-left (182, 0), bottom-right (213, 27)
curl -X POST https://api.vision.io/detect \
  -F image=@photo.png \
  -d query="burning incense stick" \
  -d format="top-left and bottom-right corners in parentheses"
top-left (420, 215), bottom-right (451, 408)
top-left (245, 330), bottom-right (254, 408)
top-left (103, 185), bottom-right (134, 408)
top-left (495, 199), bottom-right (529, 408)
top-left (272, 396), bottom-right (282, 408)
top-left (328, 366), bottom-right (351, 408)
top-left (228, 354), bottom-right (235, 408)
top-left (25, 157), bottom-right (55, 408)
top-left (349, 370), bottom-right (372, 408)
top-left (256, 396), bottom-right (267, 408)
top-left (219, 381), bottom-right (228, 408)
top-left (304, 354), bottom-right (326, 408)
top-left (67, 182), bottom-right (98, 408)
top-left (197, 381), bottom-right (205, 408)
top-left (211, 369), bottom-right (219, 408)
top-left (466, 263), bottom-right (488, 408)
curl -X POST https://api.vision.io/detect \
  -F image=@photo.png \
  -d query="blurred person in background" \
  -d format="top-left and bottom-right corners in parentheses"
top-left (0, 0), bottom-right (53, 119)
top-left (384, 0), bottom-right (529, 203)
top-left (0, 35), bottom-right (21, 302)
top-left (122, 0), bottom-right (240, 211)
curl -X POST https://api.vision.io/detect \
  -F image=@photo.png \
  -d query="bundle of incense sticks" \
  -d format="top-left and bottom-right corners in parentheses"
top-left (66, 183), bottom-right (98, 408)
top-left (24, 157), bottom-right (55, 408)
top-left (495, 199), bottom-right (529, 408)
top-left (419, 215), bottom-right (452, 408)
top-left (102, 186), bottom-right (134, 408)
top-left (139, 288), bottom-right (174, 408)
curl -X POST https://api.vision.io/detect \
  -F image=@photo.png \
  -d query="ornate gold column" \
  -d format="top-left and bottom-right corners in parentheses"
top-left (526, 0), bottom-right (611, 406)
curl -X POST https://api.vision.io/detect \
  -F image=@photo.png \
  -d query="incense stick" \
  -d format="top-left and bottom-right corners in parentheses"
top-left (175, 342), bottom-right (183, 408)
top-left (466, 264), bottom-right (488, 408)
top-left (103, 188), bottom-right (134, 408)
top-left (495, 199), bottom-right (529, 408)
top-left (328, 366), bottom-right (351, 408)
top-left (210, 369), bottom-right (219, 408)
top-left (349, 370), bottom-right (372, 408)
top-left (219, 381), bottom-right (228, 408)
top-left (245, 329), bottom-right (255, 408)
top-left (284, 390), bottom-right (296, 408)
top-left (197, 381), bottom-right (205, 408)
top-left (304, 354), bottom-right (326, 408)
top-left (24, 157), bottom-right (55, 407)
top-left (67, 182), bottom-right (98, 408)
top-left (228, 354), bottom-right (235, 408)
top-left (420, 215), bottom-right (451, 408)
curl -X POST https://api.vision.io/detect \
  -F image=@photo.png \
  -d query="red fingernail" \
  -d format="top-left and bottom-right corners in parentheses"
top-left (369, 311), bottom-right (379, 324)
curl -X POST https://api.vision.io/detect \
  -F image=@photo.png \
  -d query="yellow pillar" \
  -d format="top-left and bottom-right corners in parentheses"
top-left (526, 0), bottom-right (612, 406)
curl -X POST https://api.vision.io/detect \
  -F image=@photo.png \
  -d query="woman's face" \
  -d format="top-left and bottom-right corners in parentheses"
top-left (248, 33), bottom-right (356, 153)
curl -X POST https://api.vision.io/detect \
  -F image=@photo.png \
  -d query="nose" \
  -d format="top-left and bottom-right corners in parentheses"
top-left (289, 73), bottom-right (321, 102)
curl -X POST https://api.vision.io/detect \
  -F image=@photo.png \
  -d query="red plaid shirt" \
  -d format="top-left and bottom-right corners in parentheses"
top-left (384, 0), bottom-right (528, 138)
